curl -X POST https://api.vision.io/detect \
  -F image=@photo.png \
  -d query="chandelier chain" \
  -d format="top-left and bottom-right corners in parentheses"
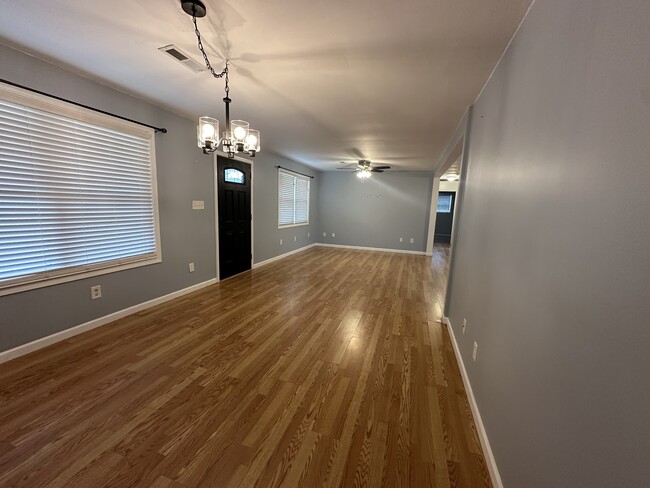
top-left (224, 62), bottom-right (229, 96)
top-left (192, 14), bottom-right (228, 79)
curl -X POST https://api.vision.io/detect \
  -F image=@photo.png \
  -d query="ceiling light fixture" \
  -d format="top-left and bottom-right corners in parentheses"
top-left (443, 174), bottom-right (459, 181)
top-left (181, 0), bottom-right (260, 158)
top-left (339, 160), bottom-right (391, 179)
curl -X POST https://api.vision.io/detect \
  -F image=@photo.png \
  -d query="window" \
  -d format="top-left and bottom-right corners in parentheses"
top-left (437, 194), bottom-right (453, 213)
top-left (224, 168), bottom-right (245, 184)
top-left (278, 168), bottom-right (310, 227)
top-left (0, 83), bottom-right (160, 296)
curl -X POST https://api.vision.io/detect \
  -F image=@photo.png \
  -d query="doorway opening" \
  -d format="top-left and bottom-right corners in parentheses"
top-left (434, 191), bottom-right (456, 244)
top-left (425, 106), bottom-right (473, 316)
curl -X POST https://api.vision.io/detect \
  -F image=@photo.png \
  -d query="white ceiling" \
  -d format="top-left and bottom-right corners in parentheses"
top-left (0, 0), bottom-right (530, 171)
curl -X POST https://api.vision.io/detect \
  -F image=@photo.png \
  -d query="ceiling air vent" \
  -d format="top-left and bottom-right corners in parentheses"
top-left (158, 44), bottom-right (206, 73)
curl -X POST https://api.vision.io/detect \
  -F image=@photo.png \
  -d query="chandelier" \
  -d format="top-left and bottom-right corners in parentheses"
top-left (181, 0), bottom-right (261, 158)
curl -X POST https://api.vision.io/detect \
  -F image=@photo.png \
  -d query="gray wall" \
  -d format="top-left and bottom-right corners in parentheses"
top-left (446, 0), bottom-right (650, 486)
top-left (251, 152), bottom-right (319, 264)
top-left (318, 171), bottom-right (433, 252)
top-left (0, 44), bottom-right (318, 352)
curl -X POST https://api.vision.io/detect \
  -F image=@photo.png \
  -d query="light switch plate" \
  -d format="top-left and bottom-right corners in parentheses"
top-left (192, 200), bottom-right (205, 210)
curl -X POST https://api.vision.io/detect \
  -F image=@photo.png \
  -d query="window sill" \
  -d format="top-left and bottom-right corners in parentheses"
top-left (0, 256), bottom-right (162, 297)
top-left (278, 222), bottom-right (309, 229)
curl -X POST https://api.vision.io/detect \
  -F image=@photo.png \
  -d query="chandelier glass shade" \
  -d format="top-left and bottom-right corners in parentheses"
top-left (246, 129), bottom-right (261, 152)
top-left (197, 117), bottom-right (219, 151)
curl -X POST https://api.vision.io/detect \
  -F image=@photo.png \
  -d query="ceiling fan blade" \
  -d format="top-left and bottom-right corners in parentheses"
top-left (338, 161), bottom-right (358, 168)
top-left (372, 165), bottom-right (391, 170)
top-left (337, 167), bottom-right (357, 170)
top-left (371, 169), bottom-right (384, 173)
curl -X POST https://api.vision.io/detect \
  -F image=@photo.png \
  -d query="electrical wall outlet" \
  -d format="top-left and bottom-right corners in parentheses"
top-left (294, 236), bottom-right (297, 242)
top-left (462, 318), bottom-right (467, 335)
top-left (323, 232), bottom-right (326, 237)
top-left (308, 232), bottom-right (310, 238)
top-left (90, 285), bottom-right (102, 300)
top-left (410, 237), bottom-right (414, 243)
top-left (280, 239), bottom-right (283, 245)
top-left (473, 341), bottom-right (478, 362)
top-left (188, 262), bottom-right (195, 272)
top-left (331, 233), bottom-right (335, 238)
top-left (399, 237), bottom-right (403, 242)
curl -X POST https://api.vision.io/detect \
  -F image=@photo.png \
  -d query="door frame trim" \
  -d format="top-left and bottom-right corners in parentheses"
top-left (213, 151), bottom-right (254, 281)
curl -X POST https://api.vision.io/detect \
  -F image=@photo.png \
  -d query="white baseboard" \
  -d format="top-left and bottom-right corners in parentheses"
top-left (0, 278), bottom-right (218, 365)
top-left (443, 317), bottom-right (503, 488)
top-left (252, 243), bottom-right (316, 269)
top-left (317, 243), bottom-right (431, 256)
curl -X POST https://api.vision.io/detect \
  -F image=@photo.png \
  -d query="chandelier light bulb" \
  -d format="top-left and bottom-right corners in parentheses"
top-left (246, 133), bottom-right (257, 147)
top-left (231, 120), bottom-right (249, 142)
top-left (201, 123), bottom-right (215, 139)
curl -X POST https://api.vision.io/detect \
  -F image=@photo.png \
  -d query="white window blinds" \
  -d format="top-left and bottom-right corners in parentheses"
top-left (278, 168), bottom-right (310, 227)
top-left (0, 85), bottom-right (160, 295)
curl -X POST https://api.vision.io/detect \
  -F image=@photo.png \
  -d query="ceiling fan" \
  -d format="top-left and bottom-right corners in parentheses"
top-left (337, 160), bottom-right (391, 179)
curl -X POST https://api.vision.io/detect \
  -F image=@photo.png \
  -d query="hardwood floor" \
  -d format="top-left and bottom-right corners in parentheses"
top-left (0, 246), bottom-right (490, 487)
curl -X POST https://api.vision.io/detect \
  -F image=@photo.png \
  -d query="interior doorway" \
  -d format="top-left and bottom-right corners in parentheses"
top-left (434, 191), bottom-right (456, 244)
top-left (424, 107), bottom-right (473, 316)
top-left (216, 155), bottom-right (252, 280)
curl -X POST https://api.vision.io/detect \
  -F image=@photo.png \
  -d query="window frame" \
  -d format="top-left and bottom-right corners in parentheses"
top-left (277, 168), bottom-right (310, 229)
top-left (0, 83), bottom-right (161, 297)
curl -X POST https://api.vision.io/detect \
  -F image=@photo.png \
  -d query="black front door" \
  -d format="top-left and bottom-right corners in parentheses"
top-left (434, 191), bottom-right (456, 244)
top-left (217, 156), bottom-right (251, 279)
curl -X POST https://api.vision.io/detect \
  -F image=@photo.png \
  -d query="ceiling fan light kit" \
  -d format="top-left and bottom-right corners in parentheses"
top-left (182, 0), bottom-right (260, 158)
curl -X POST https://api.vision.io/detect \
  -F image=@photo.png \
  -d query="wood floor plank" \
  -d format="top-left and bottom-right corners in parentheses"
top-left (0, 245), bottom-right (491, 487)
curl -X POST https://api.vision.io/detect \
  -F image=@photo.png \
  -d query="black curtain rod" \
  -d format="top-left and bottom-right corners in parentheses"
top-left (276, 165), bottom-right (314, 179)
top-left (0, 78), bottom-right (167, 134)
